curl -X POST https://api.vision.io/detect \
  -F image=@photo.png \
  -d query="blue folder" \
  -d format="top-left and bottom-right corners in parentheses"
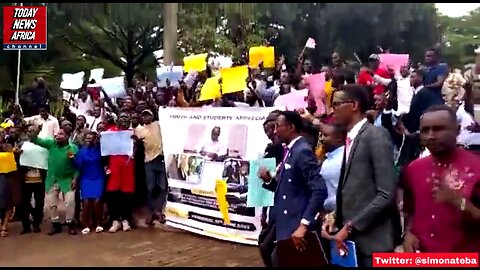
top-left (330, 240), bottom-right (358, 267)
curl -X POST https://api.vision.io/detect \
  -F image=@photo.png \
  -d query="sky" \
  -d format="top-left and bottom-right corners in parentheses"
top-left (435, 3), bottom-right (480, 17)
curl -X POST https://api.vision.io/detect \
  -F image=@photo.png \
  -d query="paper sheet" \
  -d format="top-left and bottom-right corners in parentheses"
top-left (246, 158), bottom-right (275, 207)
top-left (19, 142), bottom-right (49, 170)
top-left (156, 65), bottom-right (184, 87)
top-left (183, 53), bottom-right (208, 73)
top-left (220, 65), bottom-right (249, 94)
top-left (379, 54), bottom-right (409, 76)
top-left (273, 89), bottom-right (309, 110)
top-left (89, 68), bottom-right (104, 83)
top-left (99, 76), bottom-right (126, 98)
top-left (249, 46), bottom-right (275, 69)
top-left (60, 71), bottom-right (85, 90)
top-left (100, 130), bottom-right (134, 156)
top-left (199, 76), bottom-right (222, 101)
top-left (305, 73), bottom-right (326, 114)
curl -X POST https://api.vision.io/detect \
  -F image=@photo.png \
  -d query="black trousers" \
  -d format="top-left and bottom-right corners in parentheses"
top-left (105, 191), bottom-right (134, 223)
top-left (18, 182), bottom-right (45, 229)
top-left (258, 224), bottom-right (276, 267)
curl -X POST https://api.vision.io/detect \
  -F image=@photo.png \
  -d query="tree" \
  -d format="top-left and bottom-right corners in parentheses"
top-left (60, 3), bottom-right (163, 86)
top-left (439, 8), bottom-right (480, 68)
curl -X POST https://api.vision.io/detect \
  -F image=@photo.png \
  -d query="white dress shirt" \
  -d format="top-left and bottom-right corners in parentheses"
top-left (346, 118), bottom-right (368, 162)
top-left (23, 114), bottom-right (59, 138)
top-left (456, 103), bottom-right (480, 146)
top-left (321, 146), bottom-right (345, 212)
top-left (74, 97), bottom-right (94, 115)
top-left (396, 75), bottom-right (413, 115)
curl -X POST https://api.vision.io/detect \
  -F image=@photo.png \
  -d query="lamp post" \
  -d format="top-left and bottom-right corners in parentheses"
top-left (15, 2), bottom-right (23, 105)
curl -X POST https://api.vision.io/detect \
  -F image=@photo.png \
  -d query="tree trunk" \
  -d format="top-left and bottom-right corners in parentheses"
top-left (163, 3), bottom-right (178, 65)
top-left (125, 63), bottom-right (135, 88)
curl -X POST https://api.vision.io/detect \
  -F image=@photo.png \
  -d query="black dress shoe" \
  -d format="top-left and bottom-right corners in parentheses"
top-left (47, 222), bottom-right (62, 236)
top-left (20, 228), bottom-right (31, 235)
top-left (32, 226), bottom-right (41, 233)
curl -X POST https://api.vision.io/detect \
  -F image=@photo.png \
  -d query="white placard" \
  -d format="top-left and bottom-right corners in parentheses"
top-left (89, 68), bottom-right (104, 83)
top-left (100, 130), bottom-right (134, 156)
top-left (60, 71), bottom-right (85, 90)
top-left (19, 142), bottom-right (49, 170)
top-left (156, 65), bottom-right (184, 87)
top-left (99, 76), bottom-right (126, 98)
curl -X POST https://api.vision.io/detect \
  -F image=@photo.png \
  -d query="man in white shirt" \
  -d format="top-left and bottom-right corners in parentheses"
top-left (86, 105), bottom-right (104, 132)
top-left (196, 126), bottom-right (227, 160)
top-left (74, 90), bottom-right (94, 116)
top-left (396, 67), bottom-right (413, 115)
top-left (329, 84), bottom-right (399, 267)
top-left (23, 104), bottom-right (59, 138)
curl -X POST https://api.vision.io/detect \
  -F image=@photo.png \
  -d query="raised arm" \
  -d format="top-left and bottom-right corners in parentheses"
top-left (29, 125), bottom-right (54, 149)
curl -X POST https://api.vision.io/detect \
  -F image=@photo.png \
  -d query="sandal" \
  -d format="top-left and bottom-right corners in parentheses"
top-left (0, 230), bottom-right (8, 237)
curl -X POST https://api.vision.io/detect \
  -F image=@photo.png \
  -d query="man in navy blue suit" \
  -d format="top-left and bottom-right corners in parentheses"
top-left (259, 110), bottom-right (328, 266)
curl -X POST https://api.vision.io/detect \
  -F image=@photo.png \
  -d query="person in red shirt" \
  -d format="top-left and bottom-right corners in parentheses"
top-left (357, 54), bottom-right (391, 95)
top-left (401, 105), bottom-right (480, 253)
top-left (105, 111), bottom-right (136, 233)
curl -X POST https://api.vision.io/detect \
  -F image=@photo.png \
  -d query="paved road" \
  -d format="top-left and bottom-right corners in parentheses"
top-left (0, 221), bottom-right (263, 267)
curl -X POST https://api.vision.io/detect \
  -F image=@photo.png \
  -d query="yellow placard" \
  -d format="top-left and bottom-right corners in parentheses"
top-left (215, 179), bottom-right (230, 225)
top-left (249, 46), bottom-right (275, 69)
top-left (0, 152), bottom-right (17, 173)
top-left (220, 65), bottom-right (249, 94)
top-left (183, 53), bottom-right (208, 73)
top-left (199, 76), bottom-right (222, 101)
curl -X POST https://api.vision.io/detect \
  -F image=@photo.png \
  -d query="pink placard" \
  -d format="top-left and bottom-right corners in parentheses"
top-left (304, 73), bottom-right (326, 115)
top-left (273, 89), bottom-right (308, 110)
top-left (379, 54), bottom-right (409, 75)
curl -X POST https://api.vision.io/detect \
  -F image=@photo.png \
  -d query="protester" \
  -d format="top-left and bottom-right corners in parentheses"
top-left (401, 105), bottom-right (480, 252)
top-left (71, 115), bottom-right (90, 146)
top-left (74, 132), bottom-right (106, 234)
top-left (23, 104), bottom-right (60, 139)
top-left (258, 113), bottom-right (284, 267)
top-left (30, 127), bottom-right (79, 235)
top-left (17, 124), bottom-right (46, 235)
top-left (423, 47), bottom-right (449, 100)
top-left (259, 110), bottom-right (327, 266)
top-left (329, 84), bottom-right (401, 267)
top-left (105, 112), bottom-right (135, 233)
top-left (0, 129), bottom-right (21, 237)
top-left (402, 68), bottom-right (445, 133)
top-left (134, 109), bottom-right (167, 225)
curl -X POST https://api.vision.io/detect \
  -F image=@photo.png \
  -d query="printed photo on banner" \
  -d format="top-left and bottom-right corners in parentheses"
top-left (183, 124), bottom-right (248, 160)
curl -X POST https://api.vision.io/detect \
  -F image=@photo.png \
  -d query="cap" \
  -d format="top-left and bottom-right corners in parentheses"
top-left (368, 54), bottom-right (380, 61)
top-left (141, 109), bottom-right (154, 116)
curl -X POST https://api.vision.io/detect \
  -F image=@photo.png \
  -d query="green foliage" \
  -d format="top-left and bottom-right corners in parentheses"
top-left (0, 3), bottom-right (458, 93)
top-left (439, 8), bottom-right (480, 68)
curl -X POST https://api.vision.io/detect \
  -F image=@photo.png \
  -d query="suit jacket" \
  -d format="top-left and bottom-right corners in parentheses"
top-left (263, 136), bottom-right (327, 241)
top-left (335, 122), bottom-right (400, 255)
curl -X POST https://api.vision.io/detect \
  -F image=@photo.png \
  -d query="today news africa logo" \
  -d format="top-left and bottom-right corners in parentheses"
top-left (3, 5), bottom-right (47, 50)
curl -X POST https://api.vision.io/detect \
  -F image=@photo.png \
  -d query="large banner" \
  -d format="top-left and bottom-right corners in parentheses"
top-left (158, 107), bottom-right (274, 245)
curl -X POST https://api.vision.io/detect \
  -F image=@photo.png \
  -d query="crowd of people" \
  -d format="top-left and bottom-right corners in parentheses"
top-left (0, 45), bottom-right (479, 267)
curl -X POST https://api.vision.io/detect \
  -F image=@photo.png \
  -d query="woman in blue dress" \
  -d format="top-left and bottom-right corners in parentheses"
top-left (74, 132), bottom-right (106, 234)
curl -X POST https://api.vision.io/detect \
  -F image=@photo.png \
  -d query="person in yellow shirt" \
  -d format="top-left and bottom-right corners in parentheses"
top-left (0, 128), bottom-right (21, 237)
top-left (321, 66), bottom-right (334, 114)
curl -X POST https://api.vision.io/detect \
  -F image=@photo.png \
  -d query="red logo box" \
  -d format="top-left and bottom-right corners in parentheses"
top-left (3, 5), bottom-right (47, 50)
